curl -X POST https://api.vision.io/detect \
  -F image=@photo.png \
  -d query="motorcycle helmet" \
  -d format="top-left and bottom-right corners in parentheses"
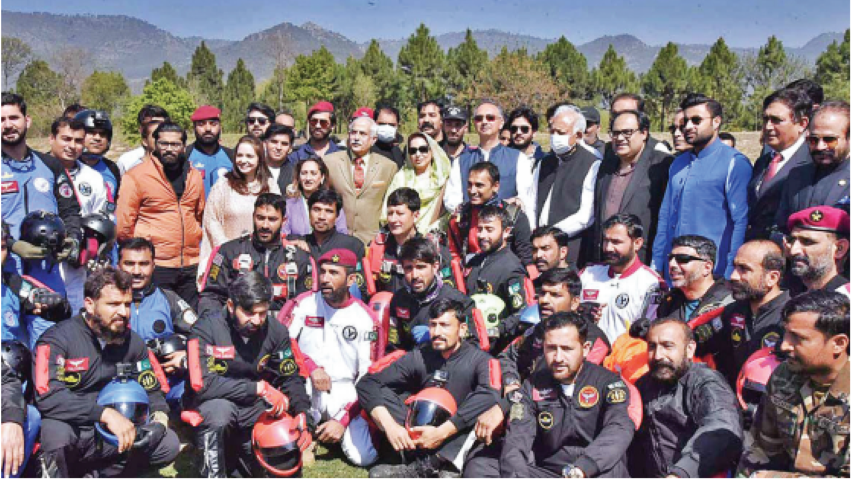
top-left (737, 347), bottom-right (783, 412)
top-left (19, 211), bottom-right (66, 256)
top-left (73, 109), bottom-right (113, 140)
top-left (1, 340), bottom-right (31, 381)
top-left (252, 412), bottom-right (309, 477)
top-left (95, 379), bottom-right (150, 447)
top-left (519, 303), bottom-right (541, 326)
top-left (470, 293), bottom-right (505, 337)
top-left (404, 387), bottom-right (458, 439)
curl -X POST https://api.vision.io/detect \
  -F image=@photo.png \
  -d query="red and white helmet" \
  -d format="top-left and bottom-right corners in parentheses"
top-left (736, 347), bottom-right (783, 412)
top-left (252, 412), bottom-right (312, 477)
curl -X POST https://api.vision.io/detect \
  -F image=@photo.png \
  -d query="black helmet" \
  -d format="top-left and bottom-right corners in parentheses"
top-left (74, 109), bottom-right (113, 139)
top-left (1, 340), bottom-right (31, 381)
top-left (82, 213), bottom-right (116, 245)
top-left (20, 211), bottom-right (66, 255)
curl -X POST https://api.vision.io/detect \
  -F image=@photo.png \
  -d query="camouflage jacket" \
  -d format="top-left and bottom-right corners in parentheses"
top-left (737, 360), bottom-right (850, 478)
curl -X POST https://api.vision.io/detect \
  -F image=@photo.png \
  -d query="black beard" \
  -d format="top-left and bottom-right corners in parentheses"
top-left (649, 358), bottom-right (690, 383)
top-left (511, 140), bottom-right (532, 150)
top-left (89, 312), bottom-right (129, 344)
top-left (603, 252), bottom-right (631, 268)
top-left (155, 150), bottom-right (186, 167)
top-left (1, 129), bottom-right (26, 147)
top-left (322, 284), bottom-right (349, 306)
top-left (731, 279), bottom-right (769, 302)
top-left (196, 133), bottom-right (220, 147)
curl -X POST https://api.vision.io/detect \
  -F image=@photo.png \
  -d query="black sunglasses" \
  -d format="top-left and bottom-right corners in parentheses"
top-left (409, 146), bottom-right (430, 155)
top-left (667, 253), bottom-right (707, 264)
top-left (510, 125), bottom-right (531, 134)
top-left (246, 117), bottom-right (269, 125)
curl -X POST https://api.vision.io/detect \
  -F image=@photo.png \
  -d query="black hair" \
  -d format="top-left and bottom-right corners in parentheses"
top-left (647, 317), bottom-right (695, 343)
top-left (137, 104), bottom-right (170, 126)
top-left (229, 271), bottom-right (274, 311)
top-left (63, 103), bottom-right (87, 118)
top-left (118, 237), bottom-right (156, 261)
top-left (373, 103), bottom-right (401, 124)
top-left (602, 213), bottom-right (645, 240)
top-left (153, 122), bottom-right (188, 143)
top-left (718, 132), bottom-right (737, 147)
top-left (246, 102), bottom-right (275, 121)
top-left (537, 267), bottom-right (582, 297)
top-left (763, 88), bottom-right (813, 123)
top-left (479, 204), bottom-right (513, 230)
top-left (387, 187), bottom-right (421, 212)
top-left (84, 266), bottom-right (132, 300)
top-left (672, 234), bottom-right (717, 264)
top-left (785, 78), bottom-right (824, 106)
top-left (2, 92), bottom-right (26, 116)
top-left (400, 237), bottom-right (440, 265)
top-left (811, 101), bottom-right (851, 139)
top-left (308, 189), bottom-right (343, 214)
top-left (742, 239), bottom-right (785, 275)
top-left (428, 297), bottom-right (465, 324)
top-left (506, 106), bottom-right (539, 132)
top-left (255, 192), bottom-right (287, 216)
top-left (50, 117), bottom-right (86, 137)
top-left (609, 109), bottom-right (651, 133)
top-left (782, 290), bottom-right (849, 351)
top-left (611, 93), bottom-right (646, 113)
top-left (263, 123), bottom-right (296, 144)
top-left (468, 162), bottom-right (500, 184)
top-left (543, 311), bottom-right (588, 343)
top-left (417, 99), bottom-right (444, 117)
top-left (680, 93), bottom-right (723, 120)
top-left (531, 226), bottom-right (570, 249)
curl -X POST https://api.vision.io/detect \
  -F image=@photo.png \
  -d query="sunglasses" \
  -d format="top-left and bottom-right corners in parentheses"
top-left (409, 145), bottom-right (430, 155)
top-left (246, 117), bottom-right (269, 126)
top-left (668, 124), bottom-right (683, 134)
top-left (683, 116), bottom-right (706, 126)
top-left (807, 135), bottom-right (840, 148)
top-left (474, 114), bottom-right (497, 123)
top-left (310, 118), bottom-right (331, 129)
top-left (667, 253), bottom-right (707, 264)
top-left (509, 125), bottom-right (531, 134)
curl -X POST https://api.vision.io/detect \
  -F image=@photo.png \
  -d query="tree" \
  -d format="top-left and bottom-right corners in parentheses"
top-left (360, 40), bottom-right (396, 103)
top-left (590, 45), bottom-right (638, 109)
top-left (81, 70), bottom-right (130, 119)
top-left (16, 60), bottom-right (68, 136)
top-left (223, 59), bottom-right (256, 132)
top-left (187, 41), bottom-right (224, 109)
top-left (446, 29), bottom-right (488, 107)
top-left (473, 48), bottom-right (559, 115)
top-left (1, 37), bottom-right (32, 89)
top-left (642, 42), bottom-right (688, 129)
top-left (690, 38), bottom-right (745, 128)
top-left (149, 61), bottom-right (186, 89)
top-left (538, 36), bottom-right (589, 100)
top-left (397, 24), bottom-right (446, 104)
top-left (740, 36), bottom-right (811, 129)
top-left (815, 29), bottom-right (850, 102)
top-left (119, 79), bottom-right (195, 143)
top-left (285, 46), bottom-right (340, 108)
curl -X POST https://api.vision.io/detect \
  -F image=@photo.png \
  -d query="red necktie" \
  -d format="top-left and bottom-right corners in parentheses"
top-left (762, 152), bottom-right (783, 186)
top-left (354, 157), bottom-right (365, 193)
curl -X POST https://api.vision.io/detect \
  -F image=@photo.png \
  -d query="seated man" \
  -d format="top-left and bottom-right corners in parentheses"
top-left (34, 268), bottom-right (180, 477)
top-left (118, 237), bottom-right (197, 410)
top-left (387, 237), bottom-right (476, 352)
top-left (465, 312), bottom-right (634, 478)
top-left (656, 235), bottom-right (733, 321)
top-left (183, 272), bottom-right (310, 477)
top-left (738, 291), bottom-right (849, 477)
top-left (280, 249), bottom-right (381, 466)
top-left (357, 298), bottom-right (501, 477)
top-left (199, 193), bottom-right (316, 317)
top-left (784, 206), bottom-right (849, 294)
top-left (629, 318), bottom-right (743, 477)
top-left (365, 188), bottom-right (453, 296)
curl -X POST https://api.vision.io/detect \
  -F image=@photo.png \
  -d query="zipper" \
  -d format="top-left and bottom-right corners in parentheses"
top-left (160, 162), bottom-right (185, 267)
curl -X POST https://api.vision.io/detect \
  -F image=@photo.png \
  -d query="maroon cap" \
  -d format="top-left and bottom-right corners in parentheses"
top-left (351, 107), bottom-right (374, 120)
top-left (308, 101), bottom-right (334, 118)
top-left (318, 248), bottom-right (358, 268)
top-left (190, 105), bottom-right (221, 122)
top-left (787, 206), bottom-right (850, 235)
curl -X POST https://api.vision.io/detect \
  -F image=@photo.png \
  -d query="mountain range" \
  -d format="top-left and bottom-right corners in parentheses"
top-left (2, 10), bottom-right (843, 92)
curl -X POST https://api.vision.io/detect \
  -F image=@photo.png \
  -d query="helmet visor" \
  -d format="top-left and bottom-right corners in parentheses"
top-left (407, 400), bottom-right (452, 429)
top-left (258, 443), bottom-right (301, 473)
top-left (111, 402), bottom-right (150, 426)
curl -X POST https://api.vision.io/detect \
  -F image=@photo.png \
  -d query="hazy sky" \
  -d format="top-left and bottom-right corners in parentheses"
top-left (3, 0), bottom-right (849, 47)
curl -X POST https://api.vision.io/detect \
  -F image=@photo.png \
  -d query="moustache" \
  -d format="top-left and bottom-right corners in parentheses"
top-left (791, 254), bottom-right (809, 265)
top-left (420, 122), bottom-right (436, 131)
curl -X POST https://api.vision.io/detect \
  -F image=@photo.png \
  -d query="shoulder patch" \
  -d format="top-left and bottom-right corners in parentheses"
top-left (577, 386), bottom-right (599, 408)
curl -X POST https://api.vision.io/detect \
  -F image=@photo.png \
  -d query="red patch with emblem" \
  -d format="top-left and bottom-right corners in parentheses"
top-left (396, 307), bottom-right (410, 319)
top-left (277, 264), bottom-right (289, 280)
top-left (578, 386), bottom-right (599, 408)
top-left (206, 345), bottom-right (235, 359)
top-left (1, 181), bottom-right (19, 194)
top-left (305, 316), bottom-right (325, 328)
top-left (272, 284), bottom-right (288, 299)
top-left (730, 314), bottom-right (746, 329)
top-left (65, 357), bottom-right (90, 372)
top-left (582, 289), bottom-right (600, 301)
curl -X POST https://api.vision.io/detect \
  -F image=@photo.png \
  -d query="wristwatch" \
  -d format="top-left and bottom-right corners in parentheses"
top-left (562, 465), bottom-right (584, 478)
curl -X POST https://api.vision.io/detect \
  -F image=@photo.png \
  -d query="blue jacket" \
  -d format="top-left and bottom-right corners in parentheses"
top-left (187, 144), bottom-right (234, 199)
top-left (458, 144), bottom-right (520, 202)
top-left (130, 283), bottom-right (197, 342)
top-left (652, 138), bottom-right (752, 280)
top-left (287, 140), bottom-right (341, 165)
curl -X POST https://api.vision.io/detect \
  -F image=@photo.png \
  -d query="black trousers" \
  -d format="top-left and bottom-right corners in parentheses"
top-left (463, 440), bottom-right (560, 478)
top-left (195, 398), bottom-right (267, 477)
top-left (153, 264), bottom-right (199, 310)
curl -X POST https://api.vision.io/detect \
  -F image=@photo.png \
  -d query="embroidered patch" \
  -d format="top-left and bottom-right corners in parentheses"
top-left (615, 293), bottom-right (630, 309)
top-left (280, 359), bottom-right (297, 376)
top-left (342, 326), bottom-right (357, 341)
top-left (762, 332), bottom-right (781, 349)
top-left (65, 358), bottom-right (90, 372)
top-left (396, 307), bottom-right (410, 319)
top-left (578, 386), bottom-right (600, 408)
top-left (138, 370), bottom-right (158, 391)
top-left (78, 182), bottom-right (92, 196)
top-left (58, 183), bottom-right (74, 198)
top-left (34, 177), bottom-right (51, 193)
top-left (538, 411), bottom-right (554, 430)
top-left (206, 345), bottom-right (235, 359)
top-left (305, 316), bottom-right (324, 328)
top-left (606, 387), bottom-right (627, 404)
top-left (1, 180), bottom-right (19, 194)
top-left (582, 289), bottom-right (600, 301)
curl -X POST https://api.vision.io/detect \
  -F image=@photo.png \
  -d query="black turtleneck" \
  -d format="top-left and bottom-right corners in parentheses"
top-left (159, 155), bottom-right (188, 200)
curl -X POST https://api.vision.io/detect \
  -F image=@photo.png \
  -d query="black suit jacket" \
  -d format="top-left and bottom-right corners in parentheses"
top-left (776, 157), bottom-right (851, 232)
top-left (746, 141), bottom-right (812, 240)
top-left (583, 142), bottom-right (672, 265)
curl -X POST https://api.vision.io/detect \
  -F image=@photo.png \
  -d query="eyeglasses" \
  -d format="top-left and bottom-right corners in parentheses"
top-left (156, 141), bottom-right (183, 150)
top-left (509, 125), bottom-right (531, 134)
top-left (409, 146), bottom-right (430, 155)
top-left (668, 124), bottom-right (683, 134)
top-left (683, 116), bottom-right (706, 126)
top-left (667, 253), bottom-right (707, 264)
top-left (610, 129), bottom-right (638, 140)
top-left (473, 114), bottom-right (497, 123)
top-left (807, 135), bottom-right (840, 149)
top-left (310, 118), bottom-right (331, 129)
top-left (246, 117), bottom-right (269, 126)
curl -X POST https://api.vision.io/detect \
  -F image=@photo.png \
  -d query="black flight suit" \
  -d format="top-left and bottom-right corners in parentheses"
top-left (33, 315), bottom-right (179, 477)
top-left (656, 277), bottom-right (734, 321)
top-left (464, 361), bottom-right (634, 478)
top-left (628, 363), bottom-right (744, 478)
top-left (184, 309), bottom-right (311, 478)
top-left (365, 230), bottom-right (455, 295)
top-left (199, 233), bottom-right (316, 318)
top-left (291, 228), bottom-right (367, 296)
top-left (356, 342), bottom-right (501, 466)
top-left (450, 199), bottom-right (534, 267)
top-left (464, 246), bottom-right (528, 317)
top-left (387, 279), bottom-right (475, 352)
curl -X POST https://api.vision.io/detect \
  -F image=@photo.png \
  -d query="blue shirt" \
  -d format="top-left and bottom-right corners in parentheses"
top-left (188, 147), bottom-right (233, 198)
top-left (287, 140), bottom-right (341, 165)
top-left (652, 137), bottom-right (752, 280)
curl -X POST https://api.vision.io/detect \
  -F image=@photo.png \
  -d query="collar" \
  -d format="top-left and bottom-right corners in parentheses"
top-left (607, 256), bottom-right (644, 279)
top-left (133, 282), bottom-right (157, 302)
top-left (754, 290), bottom-right (790, 317)
top-left (828, 360), bottom-right (850, 399)
top-left (349, 151), bottom-right (371, 163)
top-left (693, 136), bottom-right (724, 160)
top-left (1, 148), bottom-right (35, 167)
top-left (407, 275), bottom-right (443, 303)
top-left (772, 134), bottom-right (806, 162)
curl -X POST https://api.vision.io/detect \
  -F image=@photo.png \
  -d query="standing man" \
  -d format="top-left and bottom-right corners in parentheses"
top-left (442, 106), bottom-right (470, 161)
top-left (444, 101), bottom-right (536, 217)
top-left (245, 102), bottom-right (274, 139)
top-left (609, 93), bottom-right (671, 155)
top-left (586, 109), bottom-right (672, 265)
top-left (652, 93), bottom-right (752, 280)
top-left (629, 319), bottom-right (743, 477)
top-left (784, 206), bottom-right (849, 293)
top-left (325, 116), bottom-right (398, 245)
top-left (275, 109), bottom-right (296, 129)
top-left (535, 105), bottom-right (600, 266)
top-left (289, 101), bottom-right (340, 163)
top-left (418, 100), bottom-right (445, 144)
top-left (668, 109), bottom-right (691, 154)
top-left (581, 106), bottom-right (606, 156)
top-left (116, 105), bottom-right (169, 176)
top-left (747, 88), bottom-right (812, 240)
top-left (186, 105), bottom-right (234, 199)
top-left (372, 104), bottom-right (405, 169)
top-left (531, 226), bottom-right (572, 273)
top-left (738, 290), bottom-right (849, 477)
top-left (506, 106), bottom-right (545, 163)
top-left (265, 124), bottom-right (296, 190)
top-left (74, 110), bottom-right (121, 205)
top-left (116, 122), bottom-right (205, 307)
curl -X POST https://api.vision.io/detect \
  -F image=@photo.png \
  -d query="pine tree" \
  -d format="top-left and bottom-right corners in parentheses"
top-left (223, 59), bottom-right (256, 132)
top-left (740, 36), bottom-right (811, 128)
top-left (642, 42), bottom-right (688, 129)
top-left (690, 38), bottom-right (745, 127)
top-left (187, 41), bottom-right (224, 108)
top-left (538, 36), bottom-right (589, 100)
top-left (815, 29), bottom-right (850, 102)
top-left (16, 60), bottom-right (62, 107)
top-left (360, 40), bottom-right (396, 102)
top-left (590, 45), bottom-right (638, 109)
top-left (397, 24), bottom-right (446, 104)
top-left (446, 29), bottom-right (488, 107)
top-left (1, 37), bottom-right (32, 89)
top-left (81, 70), bottom-right (131, 119)
top-left (149, 62), bottom-right (186, 89)
top-left (285, 46), bottom-right (340, 108)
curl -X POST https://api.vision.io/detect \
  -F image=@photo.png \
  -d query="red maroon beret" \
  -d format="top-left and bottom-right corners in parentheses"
top-left (190, 105), bottom-right (221, 122)
top-left (787, 206), bottom-right (850, 235)
top-left (308, 101), bottom-right (335, 118)
top-left (351, 107), bottom-right (374, 120)
top-left (318, 248), bottom-right (358, 268)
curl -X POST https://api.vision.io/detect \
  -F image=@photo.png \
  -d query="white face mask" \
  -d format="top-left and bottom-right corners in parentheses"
top-left (376, 124), bottom-right (397, 143)
top-left (550, 133), bottom-right (574, 155)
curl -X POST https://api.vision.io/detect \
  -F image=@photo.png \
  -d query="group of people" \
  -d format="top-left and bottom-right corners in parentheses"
top-left (0, 73), bottom-right (849, 478)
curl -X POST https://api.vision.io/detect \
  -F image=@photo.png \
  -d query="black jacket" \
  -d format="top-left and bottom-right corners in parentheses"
top-left (449, 199), bottom-right (534, 267)
top-left (656, 277), bottom-right (733, 322)
top-left (746, 142), bottom-right (812, 240)
top-left (387, 280), bottom-right (475, 352)
top-left (464, 246), bottom-right (528, 317)
top-left (291, 229), bottom-right (365, 262)
top-left (366, 231), bottom-right (454, 295)
top-left (372, 141), bottom-right (405, 169)
top-left (2, 355), bottom-right (26, 427)
top-left (500, 362), bottom-right (634, 478)
top-left (584, 142), bottom-right (672, 265)
top-left (199, 233), bottom-right (316, 318)
top-left (183, 309), bottom-right (310, 417)
top-left (776, 157), bottom-right (850, 232)
top-left (34, 315), bottom-right (168, 427)
top-left (629, 363), bottom-right (743, 478)
top-left (356, 341), bottom-right (500, 432)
